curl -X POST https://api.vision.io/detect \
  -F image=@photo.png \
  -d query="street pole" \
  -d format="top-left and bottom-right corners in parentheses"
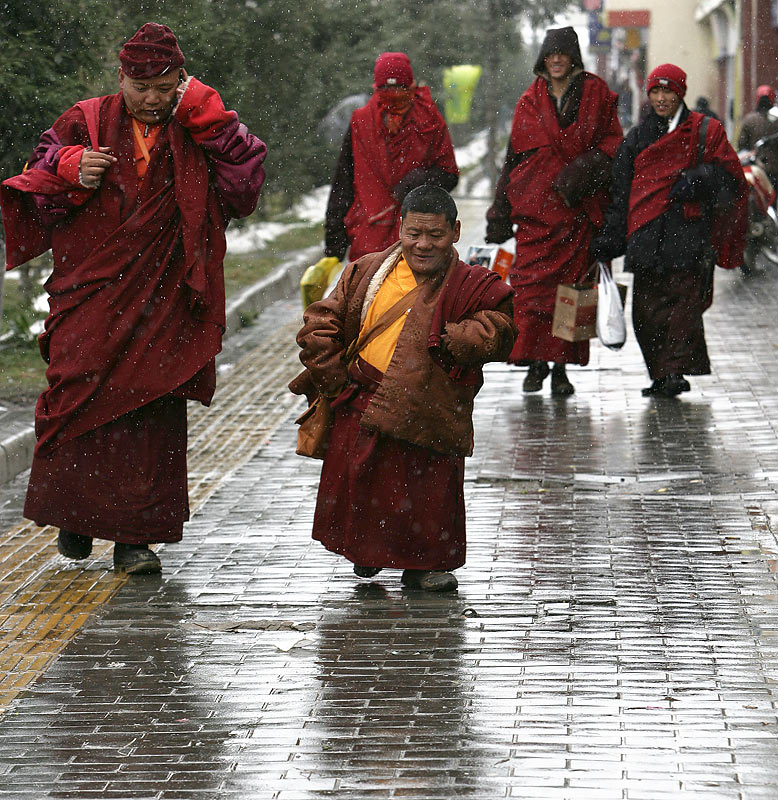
top-left (485, 0), bottom-right (500, 195)
top-left (0, 236), bottom-right (5, 328)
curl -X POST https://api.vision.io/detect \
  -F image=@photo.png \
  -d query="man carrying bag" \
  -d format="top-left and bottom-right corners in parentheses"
top-left (290, 187), bottom-right (515, 592)
top-left (592, 64), bottom-right (747, 397)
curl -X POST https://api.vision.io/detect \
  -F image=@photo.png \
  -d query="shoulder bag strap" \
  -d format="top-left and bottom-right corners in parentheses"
top-left (695, 116), bottom-right (714, 291)
top-left (697, 116), bottom-right (710, 165)
top-left (345, 281), bottom-right (424, 361)
top-left (345, 255), bottom-right (460, 361)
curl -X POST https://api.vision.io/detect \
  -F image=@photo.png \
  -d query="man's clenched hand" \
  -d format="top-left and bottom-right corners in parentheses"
top-left (79, 147), bottom-right (117, 188)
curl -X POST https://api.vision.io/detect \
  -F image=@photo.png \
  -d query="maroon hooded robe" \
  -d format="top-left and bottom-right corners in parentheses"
top-left (488, 72), bottom-right (623, 365)
top-left (1, 78), bottom-right (266, 543)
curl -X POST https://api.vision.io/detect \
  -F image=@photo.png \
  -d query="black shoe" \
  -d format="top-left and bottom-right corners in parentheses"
top-left (57, 529), bottom-right (93, 560)
top-left (550, 364), bottom-right (574, 396)
top-left (661, 374), bottom-right (691, 397)
top-left (401, 569), bottom-right (458, 592)
top-left (113, 543), bottom-right (161, 574)
top-left (353, 564), bottom-right (382, 578)
top-left (641, 378), bottom-right (666, 396)
top-left (523, 361), bottom-right (550, 392)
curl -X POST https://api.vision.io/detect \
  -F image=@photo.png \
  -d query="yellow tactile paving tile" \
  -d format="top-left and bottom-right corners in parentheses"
top-left (0, 314), bottom-right (303, 716)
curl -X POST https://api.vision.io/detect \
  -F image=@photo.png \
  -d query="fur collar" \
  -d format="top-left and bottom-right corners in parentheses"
top-left (360, 243), bottom-right (403, 325)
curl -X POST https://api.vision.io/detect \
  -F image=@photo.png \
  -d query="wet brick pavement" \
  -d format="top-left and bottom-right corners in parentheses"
top-left (1, 242), bottom-right (778, 797)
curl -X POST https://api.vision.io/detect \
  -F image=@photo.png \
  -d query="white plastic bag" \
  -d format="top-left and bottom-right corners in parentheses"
top-left (595, 262), bottom-right (626, 350)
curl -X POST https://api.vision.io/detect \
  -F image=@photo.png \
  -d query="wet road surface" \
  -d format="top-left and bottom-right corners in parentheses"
top-left (1, 202), bottom-right (778, 798)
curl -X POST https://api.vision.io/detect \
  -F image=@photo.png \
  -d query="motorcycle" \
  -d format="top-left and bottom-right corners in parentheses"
top-left (739, 136), bottom-right (778, 274)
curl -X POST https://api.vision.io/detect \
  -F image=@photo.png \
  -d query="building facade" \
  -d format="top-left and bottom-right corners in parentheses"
top-left (594, 0), bottom-right (778, 136)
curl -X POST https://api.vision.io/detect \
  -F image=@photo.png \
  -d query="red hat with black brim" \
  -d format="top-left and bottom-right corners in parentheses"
top-left (757, 85), bottom-right (776, 105)
top-left (646, 64), bottom-right (687, 99)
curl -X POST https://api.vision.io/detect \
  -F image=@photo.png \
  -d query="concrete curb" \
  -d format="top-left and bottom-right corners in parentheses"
top-left (0, 246), bottom-right (319, 487)
top-left (0, 422), bottom-right (36, 488)
top-left (224, 246), bottom-right (316, 338)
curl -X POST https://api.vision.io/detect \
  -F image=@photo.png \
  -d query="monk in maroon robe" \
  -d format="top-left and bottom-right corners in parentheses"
top-left (486, 27), bottom-right (623, 395)
top-left (324, 52), bottom-right (459, 263)
top-left (592, 64), bottom-right (747, 397)
top-left (292, 187), bottom-right (516, 592)
top-left (1, 24), bottom-right (266, 572)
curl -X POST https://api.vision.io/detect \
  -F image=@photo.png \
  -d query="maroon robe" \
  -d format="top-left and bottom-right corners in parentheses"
top-left (1, 81), bottom-right (266, 543)
top-left (295, 248), bottom-right (515, 572)
top-left (628, 111), bottom-right (747, 273)
top-left (504, 73), bottom-right (622, 365)
top-left (344, 87), bottom-right (458, 259)
top-left (314, 359), bottom-right (466, 571)
top-left (632, 269), bottom-right (711, 379)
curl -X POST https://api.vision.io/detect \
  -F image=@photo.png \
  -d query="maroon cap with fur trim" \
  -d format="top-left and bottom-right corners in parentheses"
top-left (646, 64), bottom-right (687, 98)
top-left (119, 23), bottom-right (185, 79)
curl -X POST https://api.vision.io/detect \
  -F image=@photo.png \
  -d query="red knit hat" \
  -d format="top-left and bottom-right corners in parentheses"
top-left (119, 23), bottom-right (185, 79)
top-left (373, 52), bottom-right (414, 88)
top-left (646, 64), bottom-right (687, 98)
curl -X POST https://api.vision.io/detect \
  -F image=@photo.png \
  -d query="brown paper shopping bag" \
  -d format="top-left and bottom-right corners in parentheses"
top-left (551, 282), bottom-right (599, 342)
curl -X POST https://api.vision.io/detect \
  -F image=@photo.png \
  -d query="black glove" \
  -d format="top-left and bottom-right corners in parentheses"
top-left (392, 168), bottom-right (427, 201)
top-left (590, 234), bottom-right (624, 263)
top-left (669, 174), bottom-right (694, 202)
top-left (553, 158), bottom-right (588, 207)
top-left (485, 218), bottom-right (514, 244)
top-left (553, 150), bottom-right (612, 208)
top-left (669, 164), bottom-right (714, 202)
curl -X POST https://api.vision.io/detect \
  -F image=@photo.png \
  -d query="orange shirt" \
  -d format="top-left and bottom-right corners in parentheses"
top-left (358, 257), bottom-right (417, 373)
top-left (131, 119), bottom-right (162, 181)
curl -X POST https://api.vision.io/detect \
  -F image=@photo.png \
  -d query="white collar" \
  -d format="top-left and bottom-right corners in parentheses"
top-left (666, 104), bottom-right (684, 133)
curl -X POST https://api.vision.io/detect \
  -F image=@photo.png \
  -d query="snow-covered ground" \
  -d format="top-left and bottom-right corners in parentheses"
top-left (225, 186), bottom-right (330, 254)
top-left (293, 185), bottom-right (330, 223)
top-left (454, 130), bottom-right (488, 171)
top-left (225, 221), bottom-right (303, 255)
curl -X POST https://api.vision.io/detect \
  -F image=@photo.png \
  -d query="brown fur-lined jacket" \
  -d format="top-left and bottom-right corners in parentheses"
top-left (289, 243), bottom-right (516, 457)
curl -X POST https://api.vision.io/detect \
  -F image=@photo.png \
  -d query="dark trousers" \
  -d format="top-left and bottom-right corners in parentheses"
top-left (632, 266), bottom-right (712, 380)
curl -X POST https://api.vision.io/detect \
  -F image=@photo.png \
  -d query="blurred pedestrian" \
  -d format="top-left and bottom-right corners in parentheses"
top-left (693, 96), bottom-right (721, 122)
top-left (323, 52), bottom-right (459, 265)
top-left (291, 186), bottom-right (516, 592)
top-left (592, 64), bottom-right (747, 397)
top-left (1, 23), bottom-right (267, 572)
top-left (485, 26), bottom-right (622, 395)
top-left (738, 85), bottom-right (778, 185)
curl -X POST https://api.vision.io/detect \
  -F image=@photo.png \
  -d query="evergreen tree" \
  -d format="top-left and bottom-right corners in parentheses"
top-left (0, 0), bottom-right (574, 215)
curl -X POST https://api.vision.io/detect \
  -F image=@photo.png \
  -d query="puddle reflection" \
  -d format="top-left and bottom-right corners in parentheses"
top-left (496, 394), bottom-right (597, 477)
top-left (4, 576), bottom-right (231, 796)
top-left (638, 400), bottom-right (715, 474)
top-left (295, 585), bottom-right (483, 795)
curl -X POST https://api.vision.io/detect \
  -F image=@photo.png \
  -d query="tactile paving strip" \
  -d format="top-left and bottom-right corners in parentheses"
top-left (0, 309), bottom-right (304, 713)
